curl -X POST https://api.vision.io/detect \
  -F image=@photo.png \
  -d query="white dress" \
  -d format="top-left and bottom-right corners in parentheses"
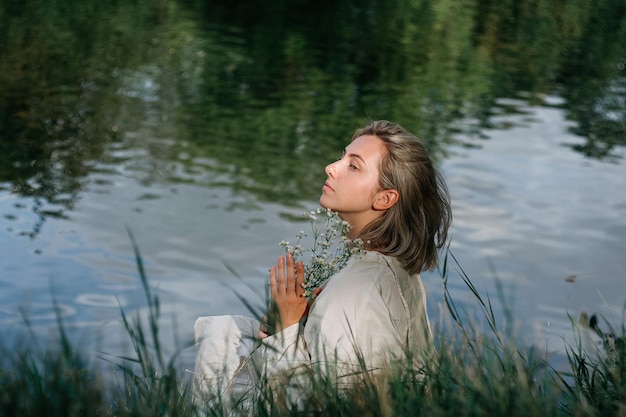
top-left (193, 251), bottom-right (434, 404)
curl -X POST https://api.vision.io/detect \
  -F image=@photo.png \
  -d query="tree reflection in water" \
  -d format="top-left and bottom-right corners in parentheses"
top-left (0, 0), bottom-right (624, 236)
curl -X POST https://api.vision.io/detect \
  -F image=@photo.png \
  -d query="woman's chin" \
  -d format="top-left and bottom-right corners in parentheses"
top-left (318, 199), bottom-right (336, 212)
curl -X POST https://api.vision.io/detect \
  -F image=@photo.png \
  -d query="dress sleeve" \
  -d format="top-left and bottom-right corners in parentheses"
top-left (252, 322), bottom-right (311, 378)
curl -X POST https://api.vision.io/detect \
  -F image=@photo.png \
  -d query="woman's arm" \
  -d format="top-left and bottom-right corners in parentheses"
top-left (253, 254), bottom-right (312, 377)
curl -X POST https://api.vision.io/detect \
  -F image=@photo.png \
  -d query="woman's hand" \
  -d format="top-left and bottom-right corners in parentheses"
top-left (260, 253), bottom-right (307, 337)
top-left (258, 286), bottom-right (324, 339)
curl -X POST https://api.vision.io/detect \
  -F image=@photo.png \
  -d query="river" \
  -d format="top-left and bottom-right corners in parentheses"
top-left (1, 0), bottom-right (624, 371)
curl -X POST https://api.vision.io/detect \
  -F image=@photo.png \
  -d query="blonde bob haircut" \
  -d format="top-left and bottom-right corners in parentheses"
top-left (355, 120), bottom-right (452, 275)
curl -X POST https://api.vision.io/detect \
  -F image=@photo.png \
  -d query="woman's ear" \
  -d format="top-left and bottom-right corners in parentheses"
top-left (373, 189), bottom-right (399, 211)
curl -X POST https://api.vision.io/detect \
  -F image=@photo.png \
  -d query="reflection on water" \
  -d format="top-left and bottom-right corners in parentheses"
top-left (565, 76), bottom-right (626, 159)
top-left (0, 0), bottom-right (625, 363)
top-left (443, 97), bottom-right (626, 351)
top-left (2, 92), bottom-right (623, 367)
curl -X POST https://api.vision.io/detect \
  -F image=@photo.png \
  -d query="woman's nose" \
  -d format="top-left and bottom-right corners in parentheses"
top-left (325, 161), bottom-right (337, 178)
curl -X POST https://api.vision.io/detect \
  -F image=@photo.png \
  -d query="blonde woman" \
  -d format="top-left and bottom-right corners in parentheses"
top-left (194, 120), bottom-right (451, 406)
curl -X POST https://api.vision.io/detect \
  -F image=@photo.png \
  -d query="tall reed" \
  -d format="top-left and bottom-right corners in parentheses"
top-left (0, 245), bottom-right (623, 417)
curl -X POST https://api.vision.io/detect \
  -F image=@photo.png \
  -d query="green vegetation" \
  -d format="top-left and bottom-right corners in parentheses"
top-left (1, 245), bottom-right (623, 416)
top-left (1, 0), bottom-right (624, 213)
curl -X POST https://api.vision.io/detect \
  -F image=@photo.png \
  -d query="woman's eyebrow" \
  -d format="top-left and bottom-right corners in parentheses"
top-left (345, 150), bottom-right (366, 165)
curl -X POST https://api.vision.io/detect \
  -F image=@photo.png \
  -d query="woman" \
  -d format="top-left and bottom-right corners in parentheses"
top-left (194, 120), bottom-right (451, 405)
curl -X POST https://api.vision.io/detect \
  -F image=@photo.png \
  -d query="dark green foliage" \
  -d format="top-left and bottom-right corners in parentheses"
top-left (561, 316), bottom-right (626, 416)
top-left (0, 334), bottom-right (106, 417)
top-left (1, 0), bottom-right (624, 219)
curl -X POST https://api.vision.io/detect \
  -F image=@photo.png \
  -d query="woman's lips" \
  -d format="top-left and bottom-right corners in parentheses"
top-left (323, 182), bottom-right (334, 191)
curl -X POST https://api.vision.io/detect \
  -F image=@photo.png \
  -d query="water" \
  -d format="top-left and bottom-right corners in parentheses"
top-left (1, 0), bottom-right (625, 370)
top-left (2, 94), bottom-right (624, 368)
top-left (443, 97), bottom-right (626, 353)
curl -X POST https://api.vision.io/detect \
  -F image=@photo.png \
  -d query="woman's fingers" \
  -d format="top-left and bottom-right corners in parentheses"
top-left (266, 254), bottom-right (308, 332)
top-left (295, 260), bottom-right (305, 296)
top-left (270, 254), bottom-right (304, 298)
top-left (258, 314), bottom-right (270, 339)
top-left (286, 253), bottom-right (295, 287)
top-left (269, 265), bottom-right (277, 297)
top-left (276, 255), bottom-right (286, 292)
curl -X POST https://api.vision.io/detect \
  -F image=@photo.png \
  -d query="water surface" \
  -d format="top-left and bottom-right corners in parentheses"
top-left (1, 0), bottom-right (624, 368)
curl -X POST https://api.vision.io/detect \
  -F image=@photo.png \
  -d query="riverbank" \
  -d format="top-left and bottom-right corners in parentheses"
top-left (2, 251), bottom-right (623, 417)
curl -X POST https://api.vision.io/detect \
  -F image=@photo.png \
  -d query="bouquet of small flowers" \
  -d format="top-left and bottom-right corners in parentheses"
top-left (280, 208), bottom-right (365, 297)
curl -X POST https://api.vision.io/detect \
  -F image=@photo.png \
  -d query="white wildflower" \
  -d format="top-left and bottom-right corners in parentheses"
top-left (279, 208), bottom-right (365, 297)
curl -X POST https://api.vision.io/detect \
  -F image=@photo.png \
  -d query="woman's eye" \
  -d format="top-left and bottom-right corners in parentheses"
top-left (349, 164), bottom-right (358, 171)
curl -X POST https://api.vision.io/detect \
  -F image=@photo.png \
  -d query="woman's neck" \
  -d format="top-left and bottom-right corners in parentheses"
top-left (340, 211), bottom-right (382, 240)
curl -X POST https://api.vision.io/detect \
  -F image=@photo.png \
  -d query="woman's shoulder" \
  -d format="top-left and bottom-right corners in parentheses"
top-left (310, 252), bottom-right (394, 313)
top-left (349, 251), bottom-right (407, 277)
top-left (310, 251), bottom-right (421, 322)
top-left (329, 250), bottom-right (409, 289)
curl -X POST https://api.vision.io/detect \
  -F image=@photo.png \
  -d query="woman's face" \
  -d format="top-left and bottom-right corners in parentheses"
top-left (319, 134), bottom-right (387, 233)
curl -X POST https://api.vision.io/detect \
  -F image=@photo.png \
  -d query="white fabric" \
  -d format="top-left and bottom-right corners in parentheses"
top-left (193, 251), bottom-right (434, 403)
top-left (193, 315), bottom-right (259, 402)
